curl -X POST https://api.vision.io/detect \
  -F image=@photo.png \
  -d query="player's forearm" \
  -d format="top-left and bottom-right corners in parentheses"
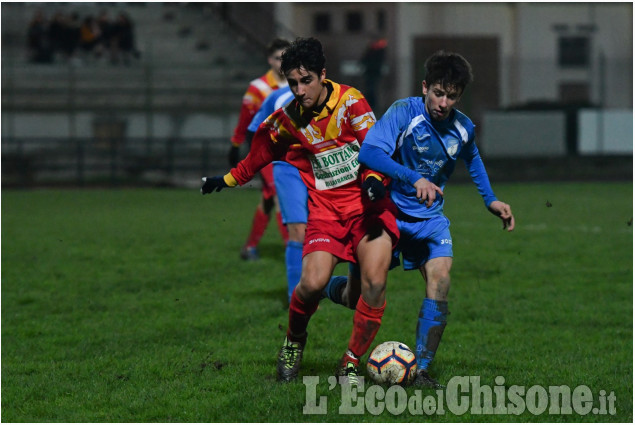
top-left (359, 144), bottom-right (421, 186)
top-left (230, 131), bottom-right (280, 185)
top-left (229, 149), bottom-right (272, 186)
top-left (464, 153), bottom-right (497, 207)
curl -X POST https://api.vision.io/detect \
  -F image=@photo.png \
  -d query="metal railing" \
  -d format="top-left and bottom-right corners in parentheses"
top-left (1, 136), bottom-right (236, 188)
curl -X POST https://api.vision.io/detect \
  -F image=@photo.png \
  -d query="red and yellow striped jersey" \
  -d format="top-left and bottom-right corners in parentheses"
top-left (230, 69), bottom-right (287, 146)
top-left (228, 80), bottom-right (381, 220)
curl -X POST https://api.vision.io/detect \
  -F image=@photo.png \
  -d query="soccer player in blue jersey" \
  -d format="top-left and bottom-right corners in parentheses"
top-left (355, 50), bottom-right (515, 388)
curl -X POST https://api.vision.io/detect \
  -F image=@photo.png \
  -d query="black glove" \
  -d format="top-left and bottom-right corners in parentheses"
top-left (362, 176), bottom-right (386, 201)
top-left (228, 146), bottom-right (240, 167)
top-left (201, 176), bottom-right (229, 194)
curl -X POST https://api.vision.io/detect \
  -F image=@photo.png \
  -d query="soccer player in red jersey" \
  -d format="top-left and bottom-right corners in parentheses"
top-left (202, 37), bottom-right (399, 382)
top-left (228, 38), bottom-right (291, 261)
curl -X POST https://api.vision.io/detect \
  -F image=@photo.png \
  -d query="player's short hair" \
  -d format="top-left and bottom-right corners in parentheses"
top-left (266, 38), bottom-right (291, 56)
top-left (281, 37), bottom-right (326, 76)
top-left (423, 51), bottom-right (473, 94)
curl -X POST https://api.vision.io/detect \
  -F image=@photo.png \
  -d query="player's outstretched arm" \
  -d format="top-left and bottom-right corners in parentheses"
top-left (201, 176), bottom-right (230, 194)
top-left (488, 200), bottom-right (515, 231)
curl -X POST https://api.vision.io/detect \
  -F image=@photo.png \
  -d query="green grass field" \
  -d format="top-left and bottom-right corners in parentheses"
top-left (2, 182), bottom-right (632, 422)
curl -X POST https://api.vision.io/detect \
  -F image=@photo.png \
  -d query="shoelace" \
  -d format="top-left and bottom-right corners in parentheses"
top-left (343, 363), bottom-right (360, 385)
top-left (281, 344), bottom-right (301, 367)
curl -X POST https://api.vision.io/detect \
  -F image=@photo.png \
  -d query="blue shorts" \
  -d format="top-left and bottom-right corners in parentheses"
top-left (273, 161), bottom-right (308, 225)
top-left (391, 215), bottom-right (453, 270)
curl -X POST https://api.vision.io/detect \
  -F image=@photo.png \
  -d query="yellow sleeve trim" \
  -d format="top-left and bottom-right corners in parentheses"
top-left (224, 173), bottom-right (239, 187)
top-left (366, 173), bottom-right (383, 182)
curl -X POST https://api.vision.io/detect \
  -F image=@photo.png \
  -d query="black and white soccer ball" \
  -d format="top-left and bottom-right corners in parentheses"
top-left (366, 341), bottom-right (417, 385)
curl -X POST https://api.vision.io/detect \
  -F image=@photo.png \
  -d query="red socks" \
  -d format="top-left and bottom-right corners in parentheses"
top-left (287, 291), bottom-right (385, 359)
top-left (348, 297), bottom-right (385, 358)
top-left (287, 291), bottom-right (319, 343)
top-left (245, 208), bottom-right (269, 248)
top-left (245, 209), bottom-right (289, 248)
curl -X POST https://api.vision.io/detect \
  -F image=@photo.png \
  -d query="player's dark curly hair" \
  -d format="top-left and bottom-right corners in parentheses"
top-left (423, 50), bottom-right (473, 93)
top-left (281, 37), bottom-right (326, 76)
top-left (266, 38), bottom-right (291, 56)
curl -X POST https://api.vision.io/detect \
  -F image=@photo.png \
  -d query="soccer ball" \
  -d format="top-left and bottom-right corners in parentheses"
top-left (366, 341), bottom-right (417, 385)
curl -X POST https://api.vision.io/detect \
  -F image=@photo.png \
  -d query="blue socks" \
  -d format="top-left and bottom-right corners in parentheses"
top-left (323, 275), bottom-right (348, 305)
top-left (322, 263), bottom-right (360, 306)
top-left (416, 298), bottom-right (449, 371)
top-left (285, 241), bottom-right (303, 302)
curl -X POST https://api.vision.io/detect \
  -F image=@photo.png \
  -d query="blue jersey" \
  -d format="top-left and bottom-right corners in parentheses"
top-left (360, 96), bottom-right (497, 218)
top-left (247, 86), bottom-right (293, 133)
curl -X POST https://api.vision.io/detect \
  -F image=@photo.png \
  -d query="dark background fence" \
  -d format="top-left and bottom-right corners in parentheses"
top-left (3, 136), bottom-right (631, 189)
top-left (1, 136), bottom-right (238, 188)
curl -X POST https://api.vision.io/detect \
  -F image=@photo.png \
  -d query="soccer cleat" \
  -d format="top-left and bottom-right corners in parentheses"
top-left (276, 337), bottom-right (304, 382)
top-left (413, 370), bottom-right (445, 389)
top-left (240, 246), bottom-right (260, 261)
top-left (336, 354), bottom-right (362, 386)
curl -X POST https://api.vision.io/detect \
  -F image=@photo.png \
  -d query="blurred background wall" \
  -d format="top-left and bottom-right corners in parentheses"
top-left (1, 2), bottom-right (632, 187)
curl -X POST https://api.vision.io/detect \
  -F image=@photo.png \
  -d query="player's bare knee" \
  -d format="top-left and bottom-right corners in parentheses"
top-left (438, 272), bottom-right (450, 287)
top-left (287, 224), bottom-right (305, 242)
top-left (298, 271), bottom-right (329, 295)
top-left (296, 279), bottom-right (324, 302)
top-left (361, 277), bottom-right (386, 303)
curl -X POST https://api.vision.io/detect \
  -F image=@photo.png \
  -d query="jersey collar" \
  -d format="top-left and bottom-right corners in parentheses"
top-left (308, 79), bottom-right (339, 121)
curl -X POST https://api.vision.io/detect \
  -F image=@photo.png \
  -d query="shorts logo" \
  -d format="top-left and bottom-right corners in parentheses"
top-left (308, 238), bottom-right (331, 244)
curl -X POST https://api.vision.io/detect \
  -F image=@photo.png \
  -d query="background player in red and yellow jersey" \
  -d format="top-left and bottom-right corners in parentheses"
top-left (228, 38), bottom-right (291, 261)
top-left (202, 37), bottom-right (399, 383)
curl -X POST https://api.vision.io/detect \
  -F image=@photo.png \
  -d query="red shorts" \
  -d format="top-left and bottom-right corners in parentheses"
top-left (259, 163), bottom-right (276, 200)
top-left (303, 203), bottom-right (399, 263)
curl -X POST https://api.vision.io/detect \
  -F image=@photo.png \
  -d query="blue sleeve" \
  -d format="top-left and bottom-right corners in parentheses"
top-left (459, 141), bottom-right (497, 207)
top-left (248, 94), bottom-right (276, 133)
top-left (359, 144), bottom-right (422, 185)
top-left (359, 100), bottom-right (423, 185)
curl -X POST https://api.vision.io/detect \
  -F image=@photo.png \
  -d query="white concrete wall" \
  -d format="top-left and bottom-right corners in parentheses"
top-left (481, 111), bottom-right (567, 158)
top-left (578, 110), bottom-right (633, 154)
top-left (480, 109), bottom-right (632, 157)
